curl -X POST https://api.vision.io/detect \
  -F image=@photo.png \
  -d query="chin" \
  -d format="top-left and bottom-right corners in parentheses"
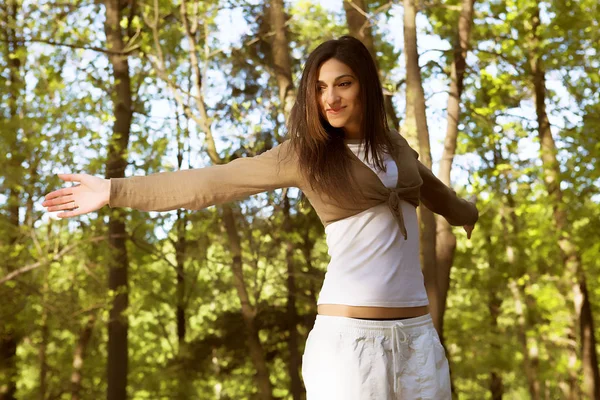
top-left (326, 118), bottom-right (347, 128)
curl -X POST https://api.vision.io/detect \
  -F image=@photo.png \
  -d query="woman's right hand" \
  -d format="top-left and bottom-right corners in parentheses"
top-left (42, 174), bottom-right (111, 218)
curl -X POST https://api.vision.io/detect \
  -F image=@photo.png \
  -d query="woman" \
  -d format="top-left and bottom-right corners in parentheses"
top-left (43, 36), bottom-right (477, 399)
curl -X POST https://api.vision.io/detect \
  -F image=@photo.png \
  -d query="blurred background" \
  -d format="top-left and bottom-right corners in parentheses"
top-left (0, 0), bottom-right (599, 399)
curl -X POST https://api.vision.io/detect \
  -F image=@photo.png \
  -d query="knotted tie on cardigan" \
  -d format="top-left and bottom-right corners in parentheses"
top-left (387, 187), bottom-right (420, 241)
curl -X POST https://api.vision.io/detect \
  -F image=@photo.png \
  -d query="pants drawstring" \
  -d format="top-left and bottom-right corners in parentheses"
top-left (391, 322), bottom-right (408, 394)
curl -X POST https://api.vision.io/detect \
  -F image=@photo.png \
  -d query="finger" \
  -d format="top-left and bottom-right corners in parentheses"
top-left (58, 173), bottom-right (84, 182)
top-left (42, 194), bottom-right (74, 207)
top-left (44, 187), bottom-right (75, 201)
top-left (463, 226), bottom-right (471, 239)
top-left (57, 209), bottom-right (84, 219)
top-left (47, 201), bottom-right (78, 212)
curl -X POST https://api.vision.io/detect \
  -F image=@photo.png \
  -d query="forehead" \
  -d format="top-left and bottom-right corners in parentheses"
top-left (317, 58), bottom-right (355, 81)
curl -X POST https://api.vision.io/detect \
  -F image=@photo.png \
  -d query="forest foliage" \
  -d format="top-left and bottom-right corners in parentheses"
top-left (0, 0), bottom-right (599, 399)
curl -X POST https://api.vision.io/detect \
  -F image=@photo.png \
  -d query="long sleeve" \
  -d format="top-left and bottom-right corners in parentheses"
top-left (417, 161), bottom-right (479, 226)
top-left (109, 140), bottom-right (299, 212)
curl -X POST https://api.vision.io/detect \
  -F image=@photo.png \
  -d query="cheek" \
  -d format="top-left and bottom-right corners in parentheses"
top-left (350, 88), bottom-right (361, 107)
top-left (349, 92), bottom-right (361, 119)
top-left (315, 94), bottom-right (323, 111)
top-left (318, 95), bottom-right (326, 114)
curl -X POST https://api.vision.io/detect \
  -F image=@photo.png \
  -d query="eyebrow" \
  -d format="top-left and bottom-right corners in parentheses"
top-left (317, 74), bottom-right (355, 84)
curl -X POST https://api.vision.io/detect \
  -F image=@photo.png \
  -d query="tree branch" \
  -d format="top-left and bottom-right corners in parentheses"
top-left (0, 36), bottom-right (140, 55)
top-left (0, 235), bottom-right (118, 285)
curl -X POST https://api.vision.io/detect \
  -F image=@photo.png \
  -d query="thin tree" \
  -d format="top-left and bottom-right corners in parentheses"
top-left (265, 1), bottom-right (303, 397)
top-left (0, 1), bottom-right (24, 398)
top-left (143, 1), bottom-right (275, 397)
top-left (71, 314), bottom-right (97, 400)
top-left (503, 195), bottom-right (541, 400)
top-left (103, 1), bottom-right (134, 399)
top-left (436, 0), bottom-right (476, 342)
top-left (343, 0), bottom-right (400, 129)
top-left (174, 106), bottom-right (191, 399)
top-left (402, 0), bottom-right (440, 332)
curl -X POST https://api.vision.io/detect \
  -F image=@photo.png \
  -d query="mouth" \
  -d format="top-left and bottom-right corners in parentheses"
top-left (326, 106), bottom-right (346, 115)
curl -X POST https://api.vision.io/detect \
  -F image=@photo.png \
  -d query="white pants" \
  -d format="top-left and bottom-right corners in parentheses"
top-left (301, 314), bottom-right (451, 400)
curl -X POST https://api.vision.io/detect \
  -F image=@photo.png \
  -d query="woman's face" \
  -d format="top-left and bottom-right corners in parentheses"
top-left (316, 58), bottom-right (362, 136)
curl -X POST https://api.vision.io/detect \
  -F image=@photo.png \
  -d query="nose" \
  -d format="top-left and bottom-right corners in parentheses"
top-left (325, 87), bottom-right (340, 107)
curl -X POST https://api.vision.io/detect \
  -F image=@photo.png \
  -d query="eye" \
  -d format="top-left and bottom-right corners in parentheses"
top-left (339, 81), bottom-right (351, 87)
top-left (317, 86), bottom-right (326, 92)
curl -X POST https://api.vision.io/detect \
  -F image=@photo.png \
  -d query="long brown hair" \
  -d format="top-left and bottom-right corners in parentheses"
top-left (288, 35), bottom-right (395, 202)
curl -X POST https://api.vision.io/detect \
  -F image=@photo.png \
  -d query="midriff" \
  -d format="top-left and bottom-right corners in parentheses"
top-left (317, 304), bottom-right (429, 319)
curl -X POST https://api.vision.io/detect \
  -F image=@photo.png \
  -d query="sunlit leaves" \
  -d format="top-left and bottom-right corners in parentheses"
top-left (2, 0), bottom-right (599, 398)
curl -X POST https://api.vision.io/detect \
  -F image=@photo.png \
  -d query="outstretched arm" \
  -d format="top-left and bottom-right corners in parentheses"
top-left (392, 129), bottom-right (479, 235)
top-left (43, 141), bottom-right (298, 218)
top-left (417, 160), bottom-right (478, 235)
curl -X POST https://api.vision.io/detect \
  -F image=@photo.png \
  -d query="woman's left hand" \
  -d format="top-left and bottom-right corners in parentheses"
top-left (463, 225), bottom-right (475, 240)
top-left (463, 195), bottom-right (477, 240)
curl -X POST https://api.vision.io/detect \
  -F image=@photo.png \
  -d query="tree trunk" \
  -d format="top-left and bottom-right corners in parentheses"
top-left (176, 214), bottom-right (187, 348)
top-left (174, 117), bottom-right (189, 400)
top-left (488, 281), bottom-right (504, 400)
top-left (436, 0), bottom-right (475, 344)
top-left (265, 3), bottom-right (302, 397)
top-left (0, 337), bottom-right (18, 400)
top-left (0, 1), bottom-right (23, 398)
top-left (39, 295), bottom-right (49, 400)
top-left (173, 2), bottom-right (275, 397)
top-left (282, 195), bottom-right (303, 400)
top-left (509, 281), bottom-right (541, 400)
top-left (579, 281), bottom-right (599, 399)
top-left (484, 214), bottom-right (504, 400)
top-left (502, 193), bottom-right (541, 400)
top-left (175, 207), bottom-right (190, 399)
top-left (343, 0), bottom-right (399, 129)
top-left (221, 206), bottom-right (274, 400)
top-left (343, 0), bottom-right (375, 54)
top-left (268, 0), bottom-right (295, 120)
top-left (301, 225), bottom-right (319, 306)
top-left (526, 5), bottom-right (600, 399)
top-left (402, 0), bottom-right (439, 332)
top-left (103, 1), bottom-right (133, 399)
top-left (71, 314), bottom-right (97, 400)
top-left (490, 372), bottom-right (503, 400)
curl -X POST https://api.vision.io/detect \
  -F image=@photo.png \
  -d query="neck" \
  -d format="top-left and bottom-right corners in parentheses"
top-left (343, 122), bottom-right (363, 140)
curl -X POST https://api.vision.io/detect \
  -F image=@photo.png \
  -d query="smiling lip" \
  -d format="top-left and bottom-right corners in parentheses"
top-left (327, 106), bottom-right (346, 114)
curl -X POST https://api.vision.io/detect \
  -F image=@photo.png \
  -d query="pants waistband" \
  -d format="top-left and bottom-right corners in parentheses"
top-left (313, 313), bottom-right (433, 337)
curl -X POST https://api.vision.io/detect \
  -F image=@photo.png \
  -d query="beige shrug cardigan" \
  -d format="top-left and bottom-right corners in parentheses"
top-left (109, 132), bottom-right (478, 239)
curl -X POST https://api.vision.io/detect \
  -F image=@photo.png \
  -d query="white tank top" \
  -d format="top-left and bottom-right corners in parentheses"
top-left (316, 142), bottom-right (429, 307)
